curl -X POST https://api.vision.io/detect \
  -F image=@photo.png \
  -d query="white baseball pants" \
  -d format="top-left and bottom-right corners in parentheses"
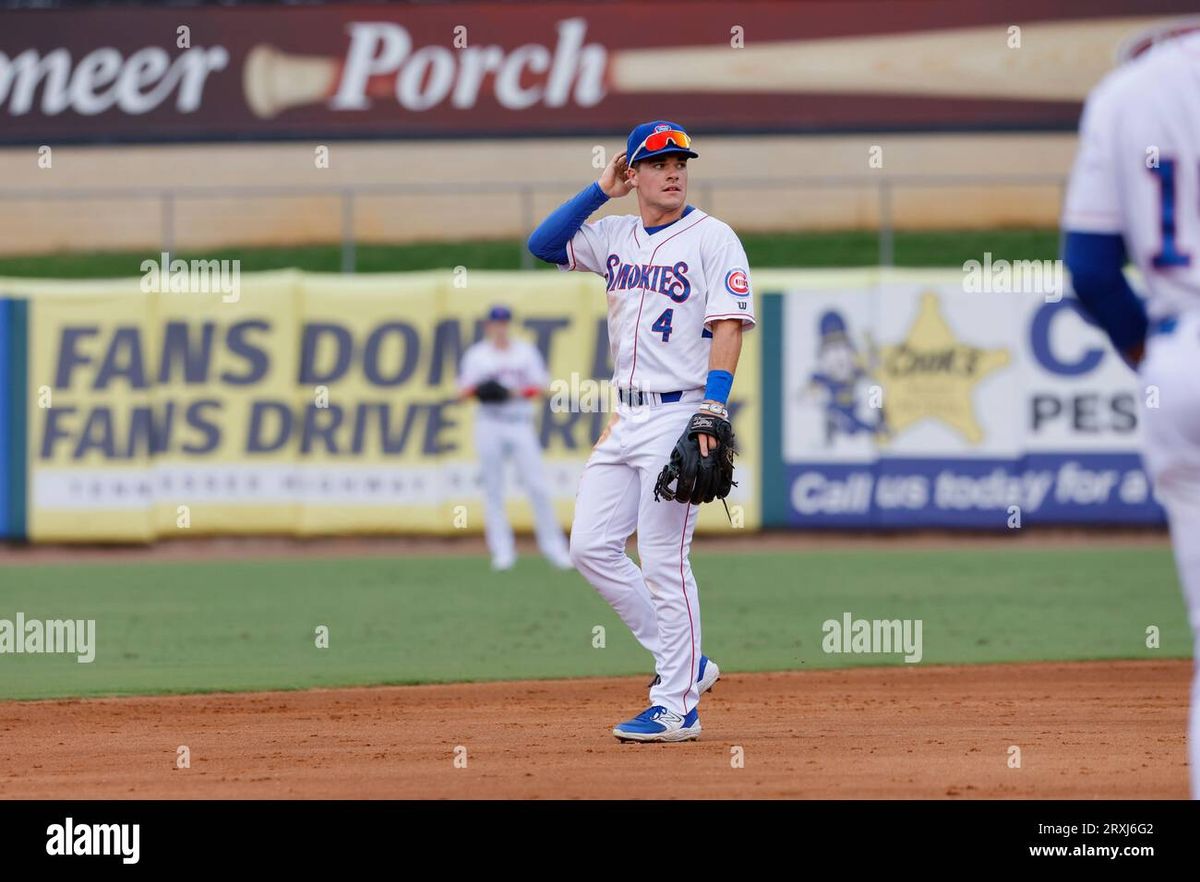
top-left (475, 414), bottom-right (571, 568)
top-left (569, 392), bottom-right (706, 716)
top-left (1140, 311), bottom-right (1200, 799)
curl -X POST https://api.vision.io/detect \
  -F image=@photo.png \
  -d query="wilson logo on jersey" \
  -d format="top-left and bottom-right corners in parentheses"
top-left (725, 268), bottom-right (750, 296)
top-left (604, 255), bottom-right (692, 302)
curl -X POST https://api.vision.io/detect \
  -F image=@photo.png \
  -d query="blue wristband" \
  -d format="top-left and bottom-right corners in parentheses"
top-left (704, 369), bottom-right (733, 404)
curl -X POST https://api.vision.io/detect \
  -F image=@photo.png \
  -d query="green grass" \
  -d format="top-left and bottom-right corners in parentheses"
top-left (0, 546), bottom-right (1186, 700)
top-left (0, 229), bottom-right (1061, 279)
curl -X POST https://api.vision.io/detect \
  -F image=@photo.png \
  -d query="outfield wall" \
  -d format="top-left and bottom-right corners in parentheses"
top-left (0, 134), bottom-right (1074, 256)
top-left (0, 269), bottom-right (1161, 542)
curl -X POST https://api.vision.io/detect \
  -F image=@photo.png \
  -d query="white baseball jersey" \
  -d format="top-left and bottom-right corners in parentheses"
top-left (1065, 29), bottom-right (1200, 799)
top-left (560, 207), bottom-right (756, 392)
top-left (458, 338), bottom-right (548, 420)
top-left (1062, 31), bottom-right (1200, 321)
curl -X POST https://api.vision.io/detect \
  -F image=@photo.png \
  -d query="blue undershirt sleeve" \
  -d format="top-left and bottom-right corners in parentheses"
top-left (527, 181), bottom-right (610, 265)
top-left (1063, 230), bottom-right (1148, 354)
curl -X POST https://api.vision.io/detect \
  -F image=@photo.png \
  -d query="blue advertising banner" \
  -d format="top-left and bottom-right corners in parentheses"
top-left (785, 454), bottom-right (1161, 528)
top-left (769, 271), bottom-right (1164, 528)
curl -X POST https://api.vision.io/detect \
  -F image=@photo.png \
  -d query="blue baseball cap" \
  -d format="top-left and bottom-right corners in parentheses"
top-left (487, 304), bottom-right (512, 322)
top-left (626, 120), bottom-right (698, 165)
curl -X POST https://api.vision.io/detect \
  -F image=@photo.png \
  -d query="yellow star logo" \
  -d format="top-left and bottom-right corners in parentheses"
top-left (876, 292), bottom-right (1010, 444)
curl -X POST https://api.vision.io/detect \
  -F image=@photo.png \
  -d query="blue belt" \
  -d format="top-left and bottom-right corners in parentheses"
top-left (1148, 316), bottom-right (1178, 337)
top-left (618, 389), bottom-right (683, 406)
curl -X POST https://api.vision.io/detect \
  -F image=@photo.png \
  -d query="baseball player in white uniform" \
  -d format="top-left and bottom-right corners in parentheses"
top-left (528, 121), bottom-right (754, 741)
top-left (1062, 23), bottom-right (1200, 797)
top-left (458, 305), bottom-right (572, 572)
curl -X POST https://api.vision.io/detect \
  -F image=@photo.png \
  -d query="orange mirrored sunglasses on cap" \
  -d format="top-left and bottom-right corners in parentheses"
top-left (630, 129), bottom-right (692, 162)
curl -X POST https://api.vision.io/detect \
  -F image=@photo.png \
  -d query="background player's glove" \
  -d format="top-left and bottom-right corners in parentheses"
top-left (475, 379), bottom-right (510, 403)
top-left (654, 413), bottom-right (736, 505)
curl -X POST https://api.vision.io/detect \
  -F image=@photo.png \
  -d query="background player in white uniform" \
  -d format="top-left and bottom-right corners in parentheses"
top-left (529, 121), bottom-right (755, 741)
top-left (458, 305), bottom-right (572, 572)
top-left (1062, 24), bottom-right (1200, 798)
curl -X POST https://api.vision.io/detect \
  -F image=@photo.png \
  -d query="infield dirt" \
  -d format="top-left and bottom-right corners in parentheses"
top-left (1, 659), bottom-right (1187, 799)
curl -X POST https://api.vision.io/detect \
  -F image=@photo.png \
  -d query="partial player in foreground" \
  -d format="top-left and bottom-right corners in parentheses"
top-left (528, 121), bottom-right (753, 742)
top-left (1061, 23), bottom-right (1200, 797)
top-left (458, 305), bottom-right (572, 572)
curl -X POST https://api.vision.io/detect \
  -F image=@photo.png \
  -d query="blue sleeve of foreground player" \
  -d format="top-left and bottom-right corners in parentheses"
top-left (1063, 230), bottom-right (1148, 353)
top-left (527, 181), bottom-right (610, 265)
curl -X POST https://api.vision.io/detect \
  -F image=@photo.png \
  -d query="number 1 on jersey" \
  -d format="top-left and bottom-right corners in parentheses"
top-left (1150, 158), bottom-right (1192, 268)
top-left (652, 308), bottom-right (674, 342)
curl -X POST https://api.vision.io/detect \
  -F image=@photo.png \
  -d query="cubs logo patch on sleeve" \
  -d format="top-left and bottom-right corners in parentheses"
top-left (725, 268), bottom-right (750, 296)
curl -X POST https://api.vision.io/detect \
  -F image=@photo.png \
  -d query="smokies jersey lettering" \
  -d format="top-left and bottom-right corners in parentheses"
top-left (1062, 31), bottom-right (1200, 320)
top-left (560, 207), bottom-right (757, 393)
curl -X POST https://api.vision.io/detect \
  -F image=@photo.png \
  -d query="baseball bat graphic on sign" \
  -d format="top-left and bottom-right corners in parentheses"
top-left (610, 17), bottom-right (1171, 101)
top-left (243, 45), bottom-right (376, 118)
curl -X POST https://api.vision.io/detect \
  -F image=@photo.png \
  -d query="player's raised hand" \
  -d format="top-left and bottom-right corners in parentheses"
top-left (598, 150), bottom-right (634, 198)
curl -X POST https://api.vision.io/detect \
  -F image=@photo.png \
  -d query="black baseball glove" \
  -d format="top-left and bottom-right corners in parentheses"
top-left (475, 379), bottom-right (510, 403)
top-left (653, 412), bottom-right (736, 505)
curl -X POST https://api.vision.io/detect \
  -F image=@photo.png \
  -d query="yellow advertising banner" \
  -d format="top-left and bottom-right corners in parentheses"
top-left (5, 270), bottom-right (760, 541)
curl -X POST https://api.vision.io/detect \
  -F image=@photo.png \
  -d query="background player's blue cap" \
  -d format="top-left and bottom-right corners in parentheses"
top-left (487, 304), bottom-right (512, 322)
top-left (819, 310), bottom-right (849, 340)
top-left (626, 121), bottom-right (699, 165)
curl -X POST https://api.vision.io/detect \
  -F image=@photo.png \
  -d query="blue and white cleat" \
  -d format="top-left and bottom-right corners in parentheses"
top-left (697, 656), bottom-right (720, 695)
top-left (647, 655), bottom-right (721, 700)
top-left (613, 705), bottom-right (701, 743)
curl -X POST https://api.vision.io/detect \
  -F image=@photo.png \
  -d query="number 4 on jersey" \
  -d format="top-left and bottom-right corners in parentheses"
top-left (652, 308), bottom-right (674, 342)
